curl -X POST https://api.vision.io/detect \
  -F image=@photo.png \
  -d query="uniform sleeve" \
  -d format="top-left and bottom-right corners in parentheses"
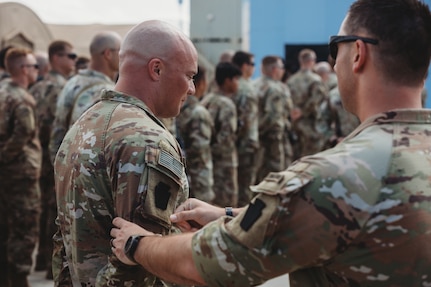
top-left (302, 80), bottom-right (328, 119)
top-left (52, 222), bottom-right (73, 287)
top-left (0, 102), bottom-right (36, 163)
top-left (258, 88), bottom-right (285, 137)
top-left (191, 159), bottom-right (368, 286)
top-left (49, 87), bottom-right (72, 164)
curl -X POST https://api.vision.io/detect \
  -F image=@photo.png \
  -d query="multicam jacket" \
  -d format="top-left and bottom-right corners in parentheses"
top-left (49, 69), bottom-right (114, 162)
top-left (53, 90), bottom-right (189, 287)
top-left (192, 109), bottom-right (431, 287)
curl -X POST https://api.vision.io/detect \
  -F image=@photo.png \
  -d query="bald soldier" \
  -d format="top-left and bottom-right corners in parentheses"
top-left (111, 0), bottom-right (431, 286)
top-left (49, 31), bottom-right (121, 162)
top-left (52, 20), bottom-right (197, 286)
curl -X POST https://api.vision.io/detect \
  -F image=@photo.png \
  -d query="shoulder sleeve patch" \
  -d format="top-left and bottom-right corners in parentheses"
top-left (158, 149), bottom-right (183, 179)
top-left (250, 162), bottom-right (312, 195)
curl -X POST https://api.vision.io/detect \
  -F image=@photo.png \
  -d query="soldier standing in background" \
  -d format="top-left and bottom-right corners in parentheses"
top-left (287, 49), bottom-right (329, 159)
top-left (254, 55), bottom-right (293, 182)
top-left (177, 65), bottom-right (215, 202)
top-left (0, 48), bottom-right (41, 287)
top-left (201, 62), bottom-right (241, 207)
top-left (231, 51), bottom-right (259, 206)
top-left (29, 40), bottom-right (76, 279)
top-left (33, 51), bottom-right (50, 83)
top-left (49, 31), bottom-right (121, 162)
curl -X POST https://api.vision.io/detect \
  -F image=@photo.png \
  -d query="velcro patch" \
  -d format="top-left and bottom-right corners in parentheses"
top-left (158, 149), bottom-right (183, 178)
top-left (240, 198), bottom-right (266, 231)
top-left (154, 181), bottom-right (171, 210)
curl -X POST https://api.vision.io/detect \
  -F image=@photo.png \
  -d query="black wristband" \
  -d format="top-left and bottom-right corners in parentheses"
top-left (124, 235), bottom-right (144, 264)
top-left (225, 206), bottom-right (233, 217)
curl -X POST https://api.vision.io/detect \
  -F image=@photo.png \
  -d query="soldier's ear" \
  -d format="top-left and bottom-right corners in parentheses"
top-left (149, 58), bottom-right (162, 80)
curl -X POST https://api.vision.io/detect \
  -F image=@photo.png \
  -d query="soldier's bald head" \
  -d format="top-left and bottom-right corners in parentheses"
top-left (119, 20), bottom-right (194, 67)
top-left (89, 31), bottom-right (122, 56)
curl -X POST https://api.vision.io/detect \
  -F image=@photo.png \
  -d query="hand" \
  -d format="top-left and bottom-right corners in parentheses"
top-left (110, 217), bottom-right (156, 265)
top-left (170, 198), bottom-right (225, 232)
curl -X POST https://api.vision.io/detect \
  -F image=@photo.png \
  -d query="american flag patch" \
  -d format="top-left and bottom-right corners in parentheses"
top-left (158, 149), bottom-right (183, 178)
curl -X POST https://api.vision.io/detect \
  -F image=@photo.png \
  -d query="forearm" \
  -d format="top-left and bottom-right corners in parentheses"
top-left (135, 233), bottom-right (205, 286)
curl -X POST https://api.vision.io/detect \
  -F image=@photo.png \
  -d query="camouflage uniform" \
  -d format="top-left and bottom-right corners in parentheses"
top-left (287, 69), bottom-right (330, 158)
top-left (192, 109), bottom-right (431, 287)
top-left (232, 77), bottom-right (259, 206)
top-left (159, 117), bottom-right (177, 137)
top-left (253, 76), bottom-right (292, 183)
top-left (176, 95), bottom-right (215, 202)
top-left (29, 70), bottom-right (67, 273)
top-left (53, 90), bottom-right (189, 287)
top-left (0, 81), bottom-right (41, 281)
top-left (49, 69), bottom-right (114, 162)
top-left (201, 92), bottom-right (238, 207)
top-left (329, 87), bottom-right (360, 139)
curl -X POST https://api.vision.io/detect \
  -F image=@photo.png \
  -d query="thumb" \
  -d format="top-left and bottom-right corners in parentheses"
top-left (170, 210), bottom-right (193, 223)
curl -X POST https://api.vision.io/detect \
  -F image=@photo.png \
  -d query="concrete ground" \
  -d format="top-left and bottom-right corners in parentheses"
top-left (29, 271), bottom-right (290, 287)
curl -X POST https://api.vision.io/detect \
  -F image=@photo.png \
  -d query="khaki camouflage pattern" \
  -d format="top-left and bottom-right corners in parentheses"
top-left (159, 117), bottom-right (177, 137)
top-left (232, 77), bottom-right (259, 206)
top-left (0, 81), bottom-right (41, 276)
top-left (176, 95), bottom-right (215, 202)
top-left (30, 70), bottom-right (68, 271)
top-left (53, 90), bottom-right (189, 287)
top-left (253, 76), bottom-right (292, 182)
top-left (329, 87), bottom-right (360, 139)
top-left (287, 69), bottom-right (330, 158)
top-left (201, 92), bottom-right (238, 207)
top-left (49, 69), bottom-right (114, 163)
top-left (192, 109), bottom-right (431, 287)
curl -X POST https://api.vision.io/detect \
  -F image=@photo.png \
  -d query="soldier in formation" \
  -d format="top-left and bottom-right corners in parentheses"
top-left (0, 48), bottom-right (41, 287)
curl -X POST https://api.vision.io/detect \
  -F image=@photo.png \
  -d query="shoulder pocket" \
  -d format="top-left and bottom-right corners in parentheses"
top-left (136, 143), bottom-right (186, 232)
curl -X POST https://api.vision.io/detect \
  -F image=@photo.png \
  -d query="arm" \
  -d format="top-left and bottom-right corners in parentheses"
top-left (111, 217), bottom-right (206, 286)
top-left (49, 88), bottom-right (72, 163)
top-left (1, 102), bottom-right (36, 163)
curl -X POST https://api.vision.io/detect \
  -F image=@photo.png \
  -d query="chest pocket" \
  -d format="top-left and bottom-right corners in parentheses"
top-left (136, 142), bottom-right (185, 232)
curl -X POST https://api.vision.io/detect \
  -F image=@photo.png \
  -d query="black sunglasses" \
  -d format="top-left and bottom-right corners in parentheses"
top-left (22, 64), bottom-right (39, 69)
top-left (329, 35), bottom-right (378, 60)
top-left (58, 53), bottom-right (78, 60)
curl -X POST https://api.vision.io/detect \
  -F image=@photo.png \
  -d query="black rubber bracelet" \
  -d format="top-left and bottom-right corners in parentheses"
top-left (225, 206), bottom-right (233, 217)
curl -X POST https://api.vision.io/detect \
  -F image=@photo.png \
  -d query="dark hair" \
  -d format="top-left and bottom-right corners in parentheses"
top-left (194, 65), bottom-right (206, 86)
top-left (261, 55), bottom-right (281, 67)
top-left (346, 0), bottom-right (431, 85)
top-left (0, 45), bottom-right (14, 69)
top-left (215, 62), bottom-right (242, 86)
top-left (232, 51), bottom-right (253, 68)
top-left (48, 40), bottom-right (73, 60)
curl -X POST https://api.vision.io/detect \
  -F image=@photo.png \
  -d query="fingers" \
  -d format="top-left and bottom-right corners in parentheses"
top-left (112, 217), bottom-right (127, 228)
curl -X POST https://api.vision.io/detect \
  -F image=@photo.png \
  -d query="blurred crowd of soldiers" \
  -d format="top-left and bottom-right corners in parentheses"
top-left (0, 34), bottom-right (427, 287)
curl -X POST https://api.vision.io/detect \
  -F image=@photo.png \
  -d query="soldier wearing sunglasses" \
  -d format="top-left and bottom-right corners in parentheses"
top-left (0, 48), bottom-right (41, 287)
